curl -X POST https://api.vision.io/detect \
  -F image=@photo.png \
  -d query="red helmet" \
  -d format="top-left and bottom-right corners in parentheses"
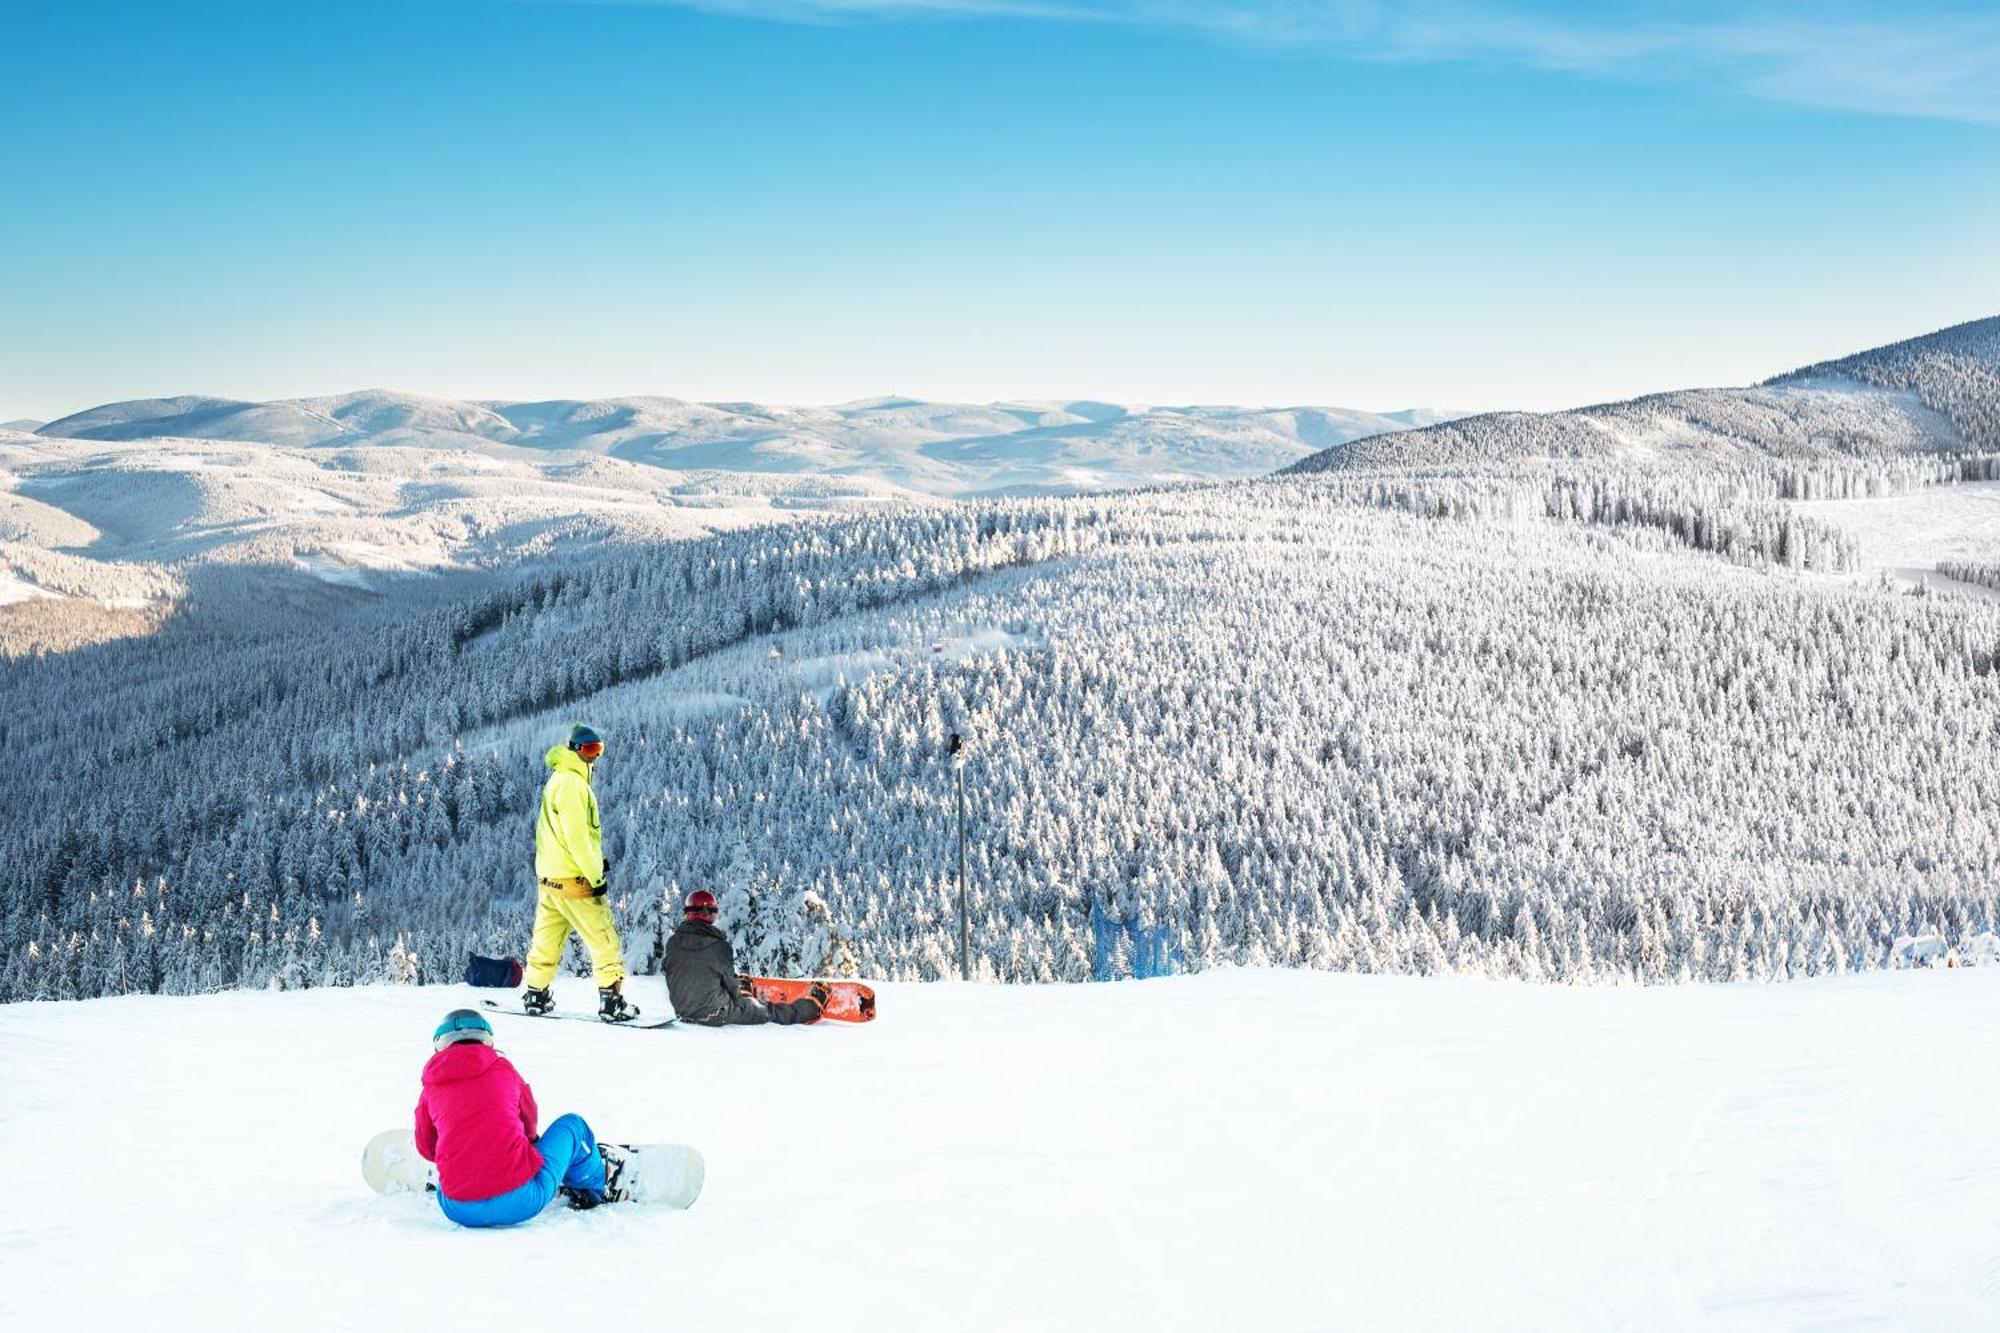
top-left (684, 889), bottom-right (718, 920)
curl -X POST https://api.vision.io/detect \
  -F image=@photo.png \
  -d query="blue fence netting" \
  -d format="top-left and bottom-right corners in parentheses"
top-left (1090, 899), bottom-right (1181, 981)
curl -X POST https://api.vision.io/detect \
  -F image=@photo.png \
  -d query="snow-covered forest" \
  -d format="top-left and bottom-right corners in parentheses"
top-left (1770, 314), bottom-right (2000, 451)
top-left (1939, 560), bottom-right (2000, 592)
top-left (6, 438), bottom-right (2000, 1000)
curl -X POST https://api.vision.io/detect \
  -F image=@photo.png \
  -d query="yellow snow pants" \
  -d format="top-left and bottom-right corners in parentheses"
top-left (523, 880), bottom-right (627, 989)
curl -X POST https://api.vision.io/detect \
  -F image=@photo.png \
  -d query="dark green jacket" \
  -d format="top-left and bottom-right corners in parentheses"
top-left (665, 920), bottom-right (742, 1021)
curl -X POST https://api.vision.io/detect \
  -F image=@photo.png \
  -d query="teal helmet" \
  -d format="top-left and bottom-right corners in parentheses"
top-left (432, 1008), bottom-right (495, 1053)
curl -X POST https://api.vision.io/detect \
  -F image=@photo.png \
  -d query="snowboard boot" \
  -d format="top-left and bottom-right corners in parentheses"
top-left (598, 982), bottom-right (640, 1024)
top-left (559, 1183), bottom-right (604, 1210)
top-left (802, 981), bottom-right (831, 1024)
top-left (522, 985), bottom-right (555, 1016)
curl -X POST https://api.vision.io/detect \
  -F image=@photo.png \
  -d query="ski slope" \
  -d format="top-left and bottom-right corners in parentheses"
top-left (4, 968), bottom-right (1997, 1330)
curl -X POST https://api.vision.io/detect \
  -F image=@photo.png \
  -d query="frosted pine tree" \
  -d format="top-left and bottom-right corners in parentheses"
top-left (715, 832), bottom-right (774, 972)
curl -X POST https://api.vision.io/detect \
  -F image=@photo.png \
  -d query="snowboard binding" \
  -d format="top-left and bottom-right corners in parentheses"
top-left (599, 1143), bottom-right (632, 1203)
top-left (598, 984), bottom-right (640, 1024)
top-left (522, 985), bottom-right (555, 1016)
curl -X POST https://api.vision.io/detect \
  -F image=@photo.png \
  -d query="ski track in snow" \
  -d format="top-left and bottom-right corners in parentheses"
top-left (4, 968), bottom-right (2000, 1330)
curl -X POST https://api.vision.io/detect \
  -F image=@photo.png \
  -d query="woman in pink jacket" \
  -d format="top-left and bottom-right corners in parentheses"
top-left (415, 1009), bottom-right (614, 1226)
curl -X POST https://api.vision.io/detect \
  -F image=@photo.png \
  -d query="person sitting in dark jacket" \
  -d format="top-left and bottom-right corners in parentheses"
top-left (665, 890), bottom-right (825, 1025)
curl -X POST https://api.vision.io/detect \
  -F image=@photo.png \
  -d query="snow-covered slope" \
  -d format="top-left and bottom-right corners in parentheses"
top-left (5, 968), bottom-right (1996, 1331)
top-left (1287, 315), bottom-right (2000, 474)
top-left (37, 390), bottom-right (1463, 497)
top-left (0, 433), bottom-right (919, 643)
top-left (9, 434), bottom-right (913, 565)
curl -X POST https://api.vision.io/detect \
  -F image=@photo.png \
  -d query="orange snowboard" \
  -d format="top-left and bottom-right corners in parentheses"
top-left (746, 977), bottom-right (876, 1023)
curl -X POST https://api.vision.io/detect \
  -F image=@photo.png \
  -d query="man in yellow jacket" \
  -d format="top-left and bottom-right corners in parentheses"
top-left (522, 724), bottom-right (639, 1022)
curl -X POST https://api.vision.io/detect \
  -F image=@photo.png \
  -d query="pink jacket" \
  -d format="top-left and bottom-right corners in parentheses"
top-left (414, 1044), bottom-right (544, 1202)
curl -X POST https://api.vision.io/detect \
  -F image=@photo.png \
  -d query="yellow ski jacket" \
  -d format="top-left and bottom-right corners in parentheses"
top-left (535, 745), bottom-right (604, 887)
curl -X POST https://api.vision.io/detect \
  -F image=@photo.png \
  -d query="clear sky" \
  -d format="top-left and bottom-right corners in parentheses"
top-left (2, 0), bottom-right (1996, 421)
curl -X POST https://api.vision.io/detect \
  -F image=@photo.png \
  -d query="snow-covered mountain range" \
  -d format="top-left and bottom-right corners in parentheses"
top-left (1288, 315), bottom-right (2000, 473)
top-left (1, 391), bottom-right (1460, 641)
top-left (36, 391), bottom-right (1463, 497)
top-left (0, 427), bottom-right (920, 650)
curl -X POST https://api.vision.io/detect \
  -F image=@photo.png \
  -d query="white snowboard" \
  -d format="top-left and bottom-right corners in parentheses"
top-left (362, 1127), bottom-right (436, 1195)
top-left (603, 1140), bottom-right (706, 1209)
top-left (361, 1128), bottom-right (704, 1210)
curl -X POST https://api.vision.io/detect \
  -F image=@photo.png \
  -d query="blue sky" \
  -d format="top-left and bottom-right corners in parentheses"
top-left (2, 0), bottom-right (1995, 420)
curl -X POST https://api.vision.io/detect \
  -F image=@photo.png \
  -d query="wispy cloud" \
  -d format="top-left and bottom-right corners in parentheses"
top-left (577, 1), bottom-right (2000, 125)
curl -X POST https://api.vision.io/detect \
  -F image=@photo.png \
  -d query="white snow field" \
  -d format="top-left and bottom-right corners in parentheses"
top-left (1793, 480), bottom-right (2000, 602)
top-left (5, 969), bottom-right (1999, 1332)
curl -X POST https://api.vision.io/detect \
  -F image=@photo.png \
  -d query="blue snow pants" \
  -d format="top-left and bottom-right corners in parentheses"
top-left (437, 1113), bottom-right (606, 1228)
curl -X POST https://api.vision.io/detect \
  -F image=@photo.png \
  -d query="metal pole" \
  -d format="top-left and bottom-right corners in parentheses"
top-left (951, 733), bottom-right (969, 981)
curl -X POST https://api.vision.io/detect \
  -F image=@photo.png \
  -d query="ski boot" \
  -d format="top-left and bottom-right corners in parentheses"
top-left (598, 982), bottom-right (640, 1024)
top-left (522, 985), bottom-right (555, 1016)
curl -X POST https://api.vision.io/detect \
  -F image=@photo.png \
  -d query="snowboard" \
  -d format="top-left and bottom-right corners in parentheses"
top-left (745, 976), bottom-right (877, 1023)
top-left (481, 998), bottom-right (678, 1029)
top-left (362, 1126), bottom-right (435, 1196)
top-left (361, 1128), bottom-right (706, 1209)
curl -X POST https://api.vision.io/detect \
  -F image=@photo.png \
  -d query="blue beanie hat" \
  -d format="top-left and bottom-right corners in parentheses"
top-left (433, 1008), bottom-right (494, 1053)
top-left (568, 724), bottom-right (602, 750)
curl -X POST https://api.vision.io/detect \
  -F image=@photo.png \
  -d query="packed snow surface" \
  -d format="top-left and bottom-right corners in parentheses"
top-left (5, 968), bottom-right (1998, 1331)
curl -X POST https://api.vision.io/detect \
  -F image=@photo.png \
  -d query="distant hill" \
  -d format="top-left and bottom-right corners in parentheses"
top-left (10, 384), bottom-right (1476, 645)
top-left (0, 431), bottom-right (920, 648)
top-left (37, 390), bottom-right (1468, 497)
top-left (1766, 314), bottom-right (2000, 452)
top-left (1287, 316), bottom-right (1999, 474)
